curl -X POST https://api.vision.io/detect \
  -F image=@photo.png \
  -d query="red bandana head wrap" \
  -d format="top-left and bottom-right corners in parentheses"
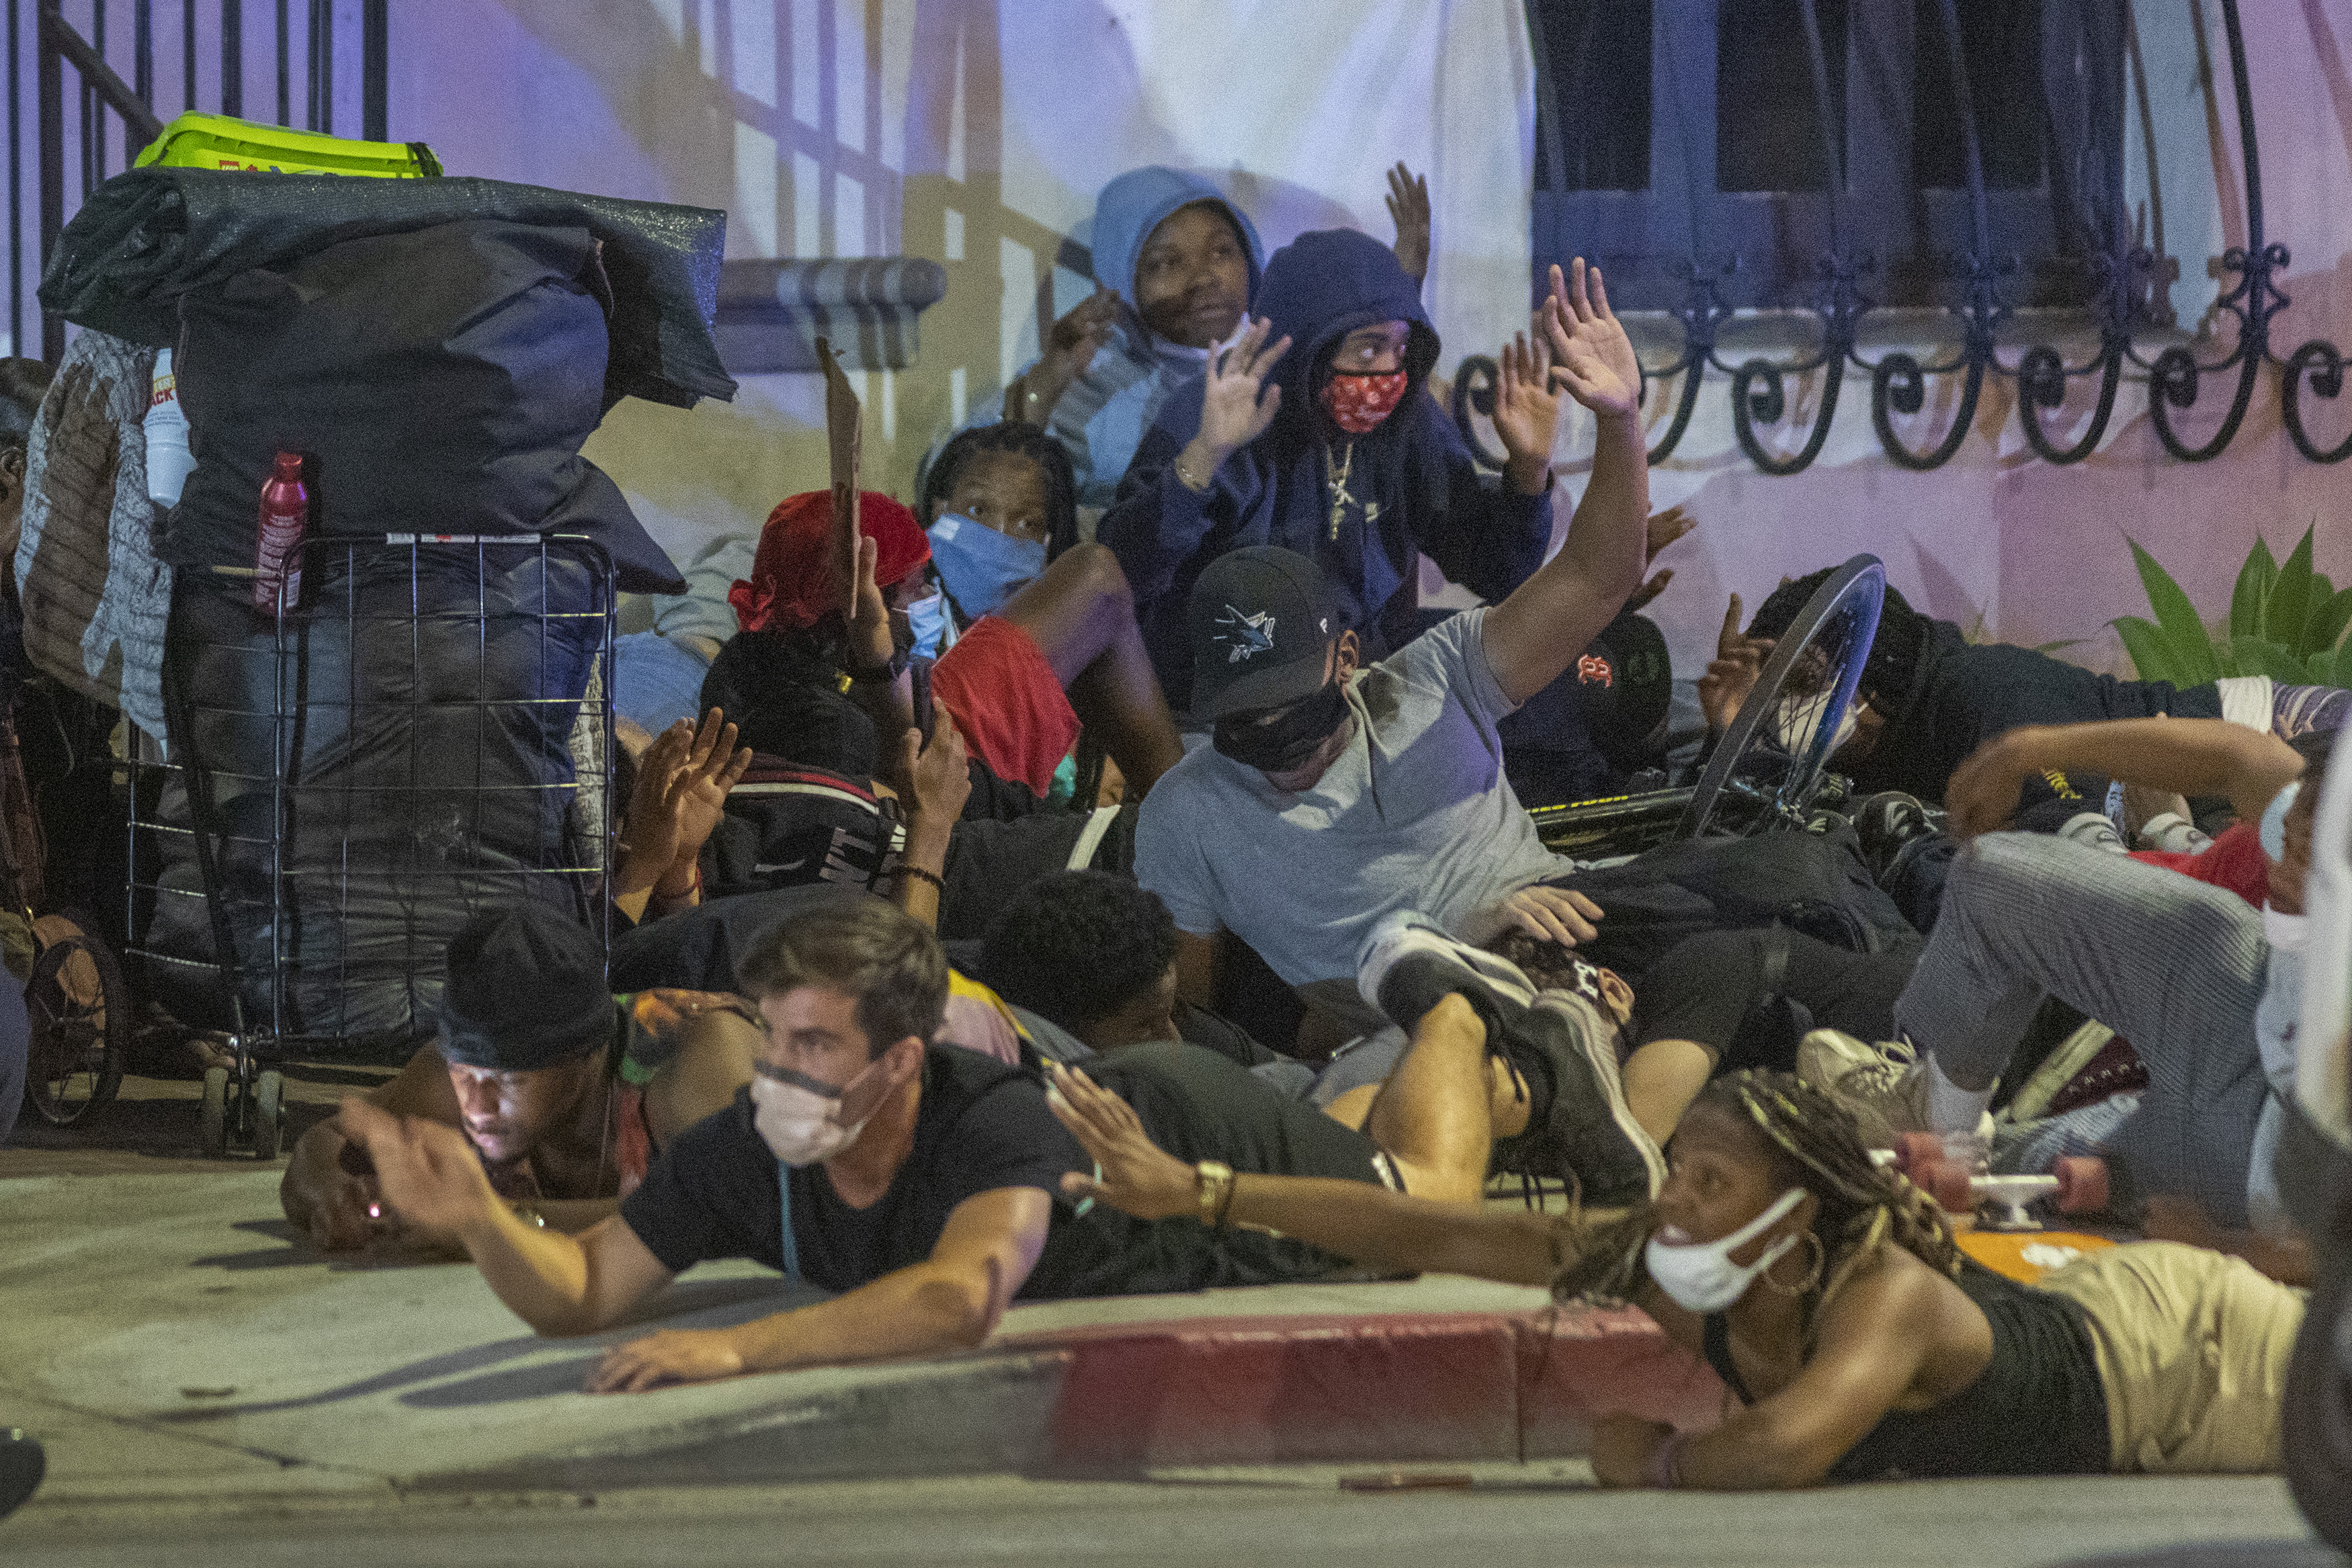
top-left (1321, 369), bottom-right (1410, 435)
top-left (728, 490), bottom-right (931, 635)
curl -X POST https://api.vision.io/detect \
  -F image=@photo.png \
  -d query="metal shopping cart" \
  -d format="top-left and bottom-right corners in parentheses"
top-left (129, 533), bottom-right (616, 1158)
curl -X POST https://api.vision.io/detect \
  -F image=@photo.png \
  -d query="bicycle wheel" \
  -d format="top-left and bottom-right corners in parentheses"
top-left (22, 916), bottom-right (130, 1127)
top-left (1679, 554), bottom-right (1884, 840)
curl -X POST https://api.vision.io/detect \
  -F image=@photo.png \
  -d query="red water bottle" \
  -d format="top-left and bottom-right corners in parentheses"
top-left (253, 451), bottom-right (308, 614)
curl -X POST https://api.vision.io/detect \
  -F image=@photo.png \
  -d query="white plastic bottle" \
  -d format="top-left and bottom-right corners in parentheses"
top-left (144, 347), bottom-right (194, 506)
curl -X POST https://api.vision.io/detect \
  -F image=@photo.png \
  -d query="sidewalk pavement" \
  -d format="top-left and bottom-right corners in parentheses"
top-left (0, 1170), bottom-right (1724, 1504)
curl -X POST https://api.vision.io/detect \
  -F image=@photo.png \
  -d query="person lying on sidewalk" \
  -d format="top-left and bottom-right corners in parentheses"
top-left (1814, 722), bottom-right (2330, 1282)
top-left (982, 869), bottom-right (1915, 1178)
top-left (281, 902), bottom-right (764, 1253)
top-left (1048, 1035), bottom-right (2306, 1486)
top-left (336, 898), bottom-right (1572, 1393)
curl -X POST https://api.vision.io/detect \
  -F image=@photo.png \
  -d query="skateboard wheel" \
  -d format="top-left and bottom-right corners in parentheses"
top-left (1930, 1164), bottom-right (1975, 1215)
top-left (2053, 1156), bottom-right (2108, 1214)
top-left (1894, 1133), bottom-right (1945, 1176)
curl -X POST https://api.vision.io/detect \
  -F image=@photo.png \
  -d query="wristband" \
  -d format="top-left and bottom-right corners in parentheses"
top-left (653, 864), bottom-right (702, 904)
top-left (898, 864), bottom-right (946, 892)
top-left (1195, 1160), bottom-right (1234, 1227)
top-left (1646, 1431), bottom-right (1687, 1489)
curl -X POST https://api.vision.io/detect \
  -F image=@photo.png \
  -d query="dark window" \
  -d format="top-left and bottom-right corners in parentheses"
top-left (1911, 0), bottom-right (2044, 189)
top-left (1530, 1), bottom-right (1653, 193)
top-left (1528, 0), bottom-right (2126, 312)
top-left (1715, 0), bottom-right (1848, 193)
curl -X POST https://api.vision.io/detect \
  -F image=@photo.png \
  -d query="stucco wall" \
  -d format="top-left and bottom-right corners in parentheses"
top-left (392, 0), bottom-right (2352, 674)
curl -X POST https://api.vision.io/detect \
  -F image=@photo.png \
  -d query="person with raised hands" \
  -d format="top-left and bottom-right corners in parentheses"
top-left (1099, 236), bottom-right (1580, 714)
top-left (1129, 256), bottom-right (1647, 1051)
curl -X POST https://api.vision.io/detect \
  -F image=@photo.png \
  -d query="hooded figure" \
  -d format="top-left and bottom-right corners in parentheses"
top-left (1099, 228), bottom-right (1553, 713)
top-left (936, 167), bottom-right (1265, 516)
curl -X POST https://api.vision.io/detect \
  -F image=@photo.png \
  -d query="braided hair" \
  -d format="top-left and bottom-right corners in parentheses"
top-left (1547, 1070), bottom-right (1957, 1340)
top-left (917, 421), bottom-right (1081, 561)
top-left (1748, 568), bottom-right (1929, 713)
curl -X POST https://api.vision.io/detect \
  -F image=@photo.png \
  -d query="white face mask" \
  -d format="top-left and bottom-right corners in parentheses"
top-left (1644, 1188), bottom-right (1808, 1313)
top-left (749, 1053), bottom-right (893, 1167)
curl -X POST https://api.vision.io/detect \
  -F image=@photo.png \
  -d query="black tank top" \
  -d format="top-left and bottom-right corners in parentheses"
top-left (1700, 1259), bottom-right (2111, 1481)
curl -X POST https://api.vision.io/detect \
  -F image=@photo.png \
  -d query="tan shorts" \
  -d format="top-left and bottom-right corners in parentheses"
top-left (2035, 1241), bottom-right (2306, 1473)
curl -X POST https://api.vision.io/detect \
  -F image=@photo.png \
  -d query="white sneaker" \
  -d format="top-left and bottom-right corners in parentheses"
top-left (1797, 1029), bottom-right (1994, 1148)
top-left (1355, 911), bottom-right (1536, 1030)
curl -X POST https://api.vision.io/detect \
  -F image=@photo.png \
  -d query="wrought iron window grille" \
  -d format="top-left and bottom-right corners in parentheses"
top-left (1459, 0), bottom-right (2349, 474)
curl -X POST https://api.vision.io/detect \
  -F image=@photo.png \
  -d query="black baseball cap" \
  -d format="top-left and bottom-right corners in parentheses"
top-left (1187, 547), bottom-right (1341, 721)
top-left (438, 902), bottom-right (612, 1072)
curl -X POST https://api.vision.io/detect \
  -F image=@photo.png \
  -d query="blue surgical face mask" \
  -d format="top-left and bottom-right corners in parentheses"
top-left (927, 513), bottom-right (1046, 620)
top-left (2261, 779), bottom-right (2302, 862)
top-left (905, 589), bottom-right (949, 660)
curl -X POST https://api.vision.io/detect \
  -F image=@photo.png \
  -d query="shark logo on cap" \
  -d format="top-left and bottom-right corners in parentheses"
top-left (1215, 605), bottom-right (1277, 663)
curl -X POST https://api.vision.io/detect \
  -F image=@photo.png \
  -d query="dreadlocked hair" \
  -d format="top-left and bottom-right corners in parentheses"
top-left (1748, 568), bottom-right (1928, 712)
top-left (1543, 1070), bottom-right (1958, 1332)
top-left (916, 421), bottom-right (1082, 560)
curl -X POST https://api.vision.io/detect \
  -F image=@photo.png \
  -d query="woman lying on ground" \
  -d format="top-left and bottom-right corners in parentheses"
top-left (1046, 1055), bottom-right (2305, 1487)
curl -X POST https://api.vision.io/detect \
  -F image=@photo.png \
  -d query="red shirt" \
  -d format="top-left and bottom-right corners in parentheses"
top-left (2128, 821), bottom-right (2268, 908)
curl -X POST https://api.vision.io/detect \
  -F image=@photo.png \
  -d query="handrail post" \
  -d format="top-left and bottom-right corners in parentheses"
top-left (36, 0), bottom-right (62, 362)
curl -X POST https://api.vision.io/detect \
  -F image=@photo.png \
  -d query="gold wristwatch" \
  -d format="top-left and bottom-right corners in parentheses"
top-left (1195, 1160), bottom-right (1235, 1227)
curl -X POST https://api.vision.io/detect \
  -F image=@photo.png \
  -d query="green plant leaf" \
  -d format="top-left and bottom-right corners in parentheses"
top-left (2111, 615), bottom-right (2177, 683)
top-left (2126, 537), bottom-right (2218, 684)
top-left (2306, 585), bottom-right (2352, 662)
top-left (2226, 636), bottom-right (2307, 683)
top-left (2229, 536), bottom-right (2277, 640)
top-left (2031, 638), bottom-right (2088, 655)
top-left (2270, 526), bottom-right (2318, 656)
top-left (2308, 649), bottom-right (2339, 683)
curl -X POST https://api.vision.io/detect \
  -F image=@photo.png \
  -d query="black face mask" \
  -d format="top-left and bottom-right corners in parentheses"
top-left (1213, 679), bottom-right (1351, 773)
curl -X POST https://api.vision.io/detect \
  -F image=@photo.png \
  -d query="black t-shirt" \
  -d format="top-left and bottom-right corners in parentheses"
top-left (620, 1043), bottom-right (1083, 1293)
top-left (617, 1039), bottom-right (1377, 1303)
top-left (1863, 621), bottom-right (2201, 803)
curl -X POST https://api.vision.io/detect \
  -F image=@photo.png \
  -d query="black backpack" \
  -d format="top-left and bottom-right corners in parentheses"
top-left (706, 755), bottom-right (900, 899)
top-left (1556, 824), bottom-right (1921, 988)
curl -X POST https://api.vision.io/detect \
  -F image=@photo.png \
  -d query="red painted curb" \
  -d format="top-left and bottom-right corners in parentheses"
top-left (1000, 1307), bottom-right (1727, 1471)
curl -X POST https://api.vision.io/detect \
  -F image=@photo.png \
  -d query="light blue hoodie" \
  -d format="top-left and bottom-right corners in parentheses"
top-left (947, 167), bottom-right (1264, 515)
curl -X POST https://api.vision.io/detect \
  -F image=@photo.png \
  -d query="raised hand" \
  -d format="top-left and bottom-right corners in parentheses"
top-left (1194, 316), bottom-right (1291, 458)
top-left (664, 708), bottom-right (753, 875)
top-left (616, 720), bottom-right (695, 896)
top-left (1695, 593), bottom-right (1774, 734)
top-left (1014, 287), bottom-right (1123, 424)
top-left (1490, 327), bottom-right (1563, 494)
top-left (1627, 503), bottom-right (1695, 612)
top-left (900, 704), bottom-right (972, 826)
top-left (1044, 1061), bottom-right (1198, 1221)
top-left (1540, 258), bottom-right (1641, 421)
top-left (1386, 162), bottom-right (1432, 284)
top-left (843, 529), bottom-right (896, 674)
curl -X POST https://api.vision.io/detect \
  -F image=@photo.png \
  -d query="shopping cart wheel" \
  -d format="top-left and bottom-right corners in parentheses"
top-left (200, 1065), bottom-right (230, 1157)
top-left (252, 1070), bottom-right (286, 1161)
top-left (22, 918), bottom-right (130, 1128)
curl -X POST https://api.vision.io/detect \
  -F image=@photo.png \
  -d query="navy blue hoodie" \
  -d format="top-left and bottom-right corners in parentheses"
top-left (1099, 228), bottom-right (1553, 711)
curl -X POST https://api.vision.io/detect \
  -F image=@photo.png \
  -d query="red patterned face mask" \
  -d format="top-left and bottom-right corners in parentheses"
top-left (1321, 369), bottom-right (1409, 434)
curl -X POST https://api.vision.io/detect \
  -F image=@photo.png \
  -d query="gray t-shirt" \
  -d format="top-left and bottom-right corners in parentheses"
top-left (1134, 608), bottom-right (1572, 989)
